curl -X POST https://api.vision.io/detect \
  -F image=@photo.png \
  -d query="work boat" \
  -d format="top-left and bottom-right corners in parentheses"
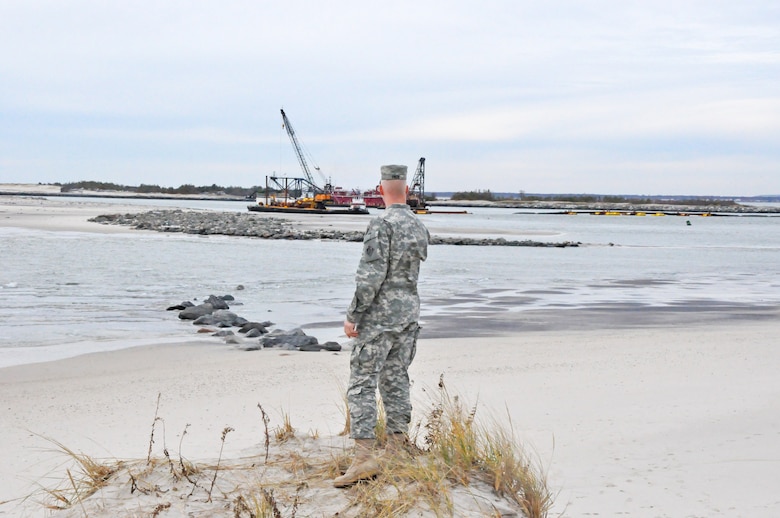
top-left (349, 198), bottom-right (367, 212)
top-left (330, 187), bottom-right (384, 208)
top-left (247, 194), bottom-right (369, 215)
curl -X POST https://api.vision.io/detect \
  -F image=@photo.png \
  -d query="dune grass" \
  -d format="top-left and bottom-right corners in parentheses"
top-left (341, 375), bottom-right (553, 517)
top-left (35, 436), bottom-right (121, 512)
top-left (32, 376), bottom-right (552, 517)
top-left (422, 376), bottom-right (554, 517)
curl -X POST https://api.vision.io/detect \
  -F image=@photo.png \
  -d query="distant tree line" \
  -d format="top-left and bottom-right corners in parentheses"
top-left (451, 190), bottom-right (496, 201)
top-left (448, 190), bottom-right (739, 206)
top-left (53, 182), bottom-right (741, 207)
top-left (59, 181), bottom-right (259, 197)
top-left (518, 194), bottom-right (737, 206)
top-left (518, 193), bottom-right (657, 204)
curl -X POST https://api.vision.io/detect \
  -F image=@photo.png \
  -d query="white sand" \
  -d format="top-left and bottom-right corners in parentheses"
top-left (2, 193), bottom-right (779, 516)
top-left (0, 195), bottom-right (153, 234)
top-left (2, 325), bottom-right (780, 516)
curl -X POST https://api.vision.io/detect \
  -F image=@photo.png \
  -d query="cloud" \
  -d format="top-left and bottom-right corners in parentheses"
top-left (356, 91), bottom-right (780, 144)
top-left (1, 1), bottom-right (779, 194)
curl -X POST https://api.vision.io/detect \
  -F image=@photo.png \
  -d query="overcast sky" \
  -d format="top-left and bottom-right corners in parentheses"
top-left (1, 1), bottom-right (779, 195)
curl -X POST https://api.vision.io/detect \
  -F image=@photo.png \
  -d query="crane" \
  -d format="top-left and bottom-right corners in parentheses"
top-left (407, 157), bottom-right (427, 211)
top-left (279, 109), bottom-right (332, 201)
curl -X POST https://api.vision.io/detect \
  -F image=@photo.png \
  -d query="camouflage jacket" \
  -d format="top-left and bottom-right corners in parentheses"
top-left (346, 203), bottom-right (430, 333)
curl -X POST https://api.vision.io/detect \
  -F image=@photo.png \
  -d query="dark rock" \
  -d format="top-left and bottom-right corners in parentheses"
top-left (239, 322), bottom-right (269, 334)
top-left (258, 328), bottom-right (318, 349)
top-left (167, 300), bottom-right (195, 311)
top-left (193, 310), bottom-right (244, 327)
top-left (233, 316), bottom-right (248, 326)
top-left (221, 294), bottom-right (235, 301)
top-left (322, 341), bottom-right (342, 352)
top-left (244, 328), bottom-right (263, 338)
top-left (299, 343), bottom-right (323, 352)
top-left (213, 329), bottom-right (234, 337)
top-left (205, 295), bottom-right (230, 310)
top-left (179, 303), bottom-right (214, 320)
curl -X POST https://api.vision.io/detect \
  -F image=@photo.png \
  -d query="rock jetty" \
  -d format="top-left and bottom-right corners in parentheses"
top-left (91, 210), bottom-right (364, 241)
top-left (170, 292), bottom-right (341, 352)
top-left (89, 210), bottom-right (580, 247)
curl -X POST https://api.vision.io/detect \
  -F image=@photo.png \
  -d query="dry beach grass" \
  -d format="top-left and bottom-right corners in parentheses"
top-left (28, 377), bottom-right (551, 517)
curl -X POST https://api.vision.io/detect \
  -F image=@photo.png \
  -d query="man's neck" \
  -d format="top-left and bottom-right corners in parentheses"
top-left (383, 197), bottom-right (407, 206)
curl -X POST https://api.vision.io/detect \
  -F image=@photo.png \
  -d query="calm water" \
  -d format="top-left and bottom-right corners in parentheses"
top-left (1, 199), bottom-right (779, 368)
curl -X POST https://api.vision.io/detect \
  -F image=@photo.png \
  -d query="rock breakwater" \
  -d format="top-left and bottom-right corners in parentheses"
top-left (170, 292), bottom-right (341, 352)
top-left (89, 210), bottom-right (580, 247)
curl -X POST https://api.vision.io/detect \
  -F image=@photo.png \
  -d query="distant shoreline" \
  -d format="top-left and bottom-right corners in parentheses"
top-left (0, 188), bottom-right (248, 202)
top-left (2, 183), bottom-right (779, 214)
top-left (428, 199), bottom-right (780, 214)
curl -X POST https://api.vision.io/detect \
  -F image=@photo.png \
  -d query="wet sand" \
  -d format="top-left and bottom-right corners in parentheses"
top-left (2, 193), bottom-right (779, 516)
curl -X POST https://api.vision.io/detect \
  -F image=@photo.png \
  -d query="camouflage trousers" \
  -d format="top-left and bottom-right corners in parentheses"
top-left (347, 322), bottom-right (420, 439)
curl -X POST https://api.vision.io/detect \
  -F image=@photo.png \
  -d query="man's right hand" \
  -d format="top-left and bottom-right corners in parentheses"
top-left (344, 320), bottom-right (359, 338)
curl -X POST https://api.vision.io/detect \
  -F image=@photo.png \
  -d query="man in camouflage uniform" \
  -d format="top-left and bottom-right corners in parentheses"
top-left (334, 164), bottom-right (430, 488)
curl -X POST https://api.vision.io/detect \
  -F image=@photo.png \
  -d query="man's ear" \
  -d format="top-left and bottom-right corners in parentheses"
top-left (405, 186), bottom-right (409, 194)
top-left (378, 184), bottom-right (385, 195)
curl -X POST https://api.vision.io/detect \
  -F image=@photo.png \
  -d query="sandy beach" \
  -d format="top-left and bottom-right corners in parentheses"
top-left (2, 193), bottom-right (780, 517)
top-left (0, 194), bottom-right (154, 234)
top-left (3, 325), bottom-right (780, 517)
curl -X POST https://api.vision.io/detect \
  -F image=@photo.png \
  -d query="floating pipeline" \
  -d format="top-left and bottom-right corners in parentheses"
top-left (88, 210), bottom-right (580, 247)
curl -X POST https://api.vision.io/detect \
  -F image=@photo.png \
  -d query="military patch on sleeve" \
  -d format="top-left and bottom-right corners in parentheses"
top-left (363, 239), bottom-right (381, 262)
top-left (362, 222), bottom-right (383, 262)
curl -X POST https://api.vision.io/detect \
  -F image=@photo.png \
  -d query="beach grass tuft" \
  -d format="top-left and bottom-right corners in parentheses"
top-left (337, 374), bottom-right (553, 517)
top-left (32, 385), bottom-right (552, 517)
top-left (36, 436), bottom-right (121, 511)
top-left (274, 410), bottom-right (296, 443)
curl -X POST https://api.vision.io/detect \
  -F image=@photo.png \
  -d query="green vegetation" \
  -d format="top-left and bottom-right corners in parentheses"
top-left (516, 193), bottom-right (739, 206)
top-left (451, 190), bottom-right (496, 201)
top-left (48, 181), bottom-right (741, 207)
top-left (670, 198), bottom-right (739, 207)
top-left (518, 193), bottom-right (654, 203)
top-left (59, 181), bottom-right (259, 197)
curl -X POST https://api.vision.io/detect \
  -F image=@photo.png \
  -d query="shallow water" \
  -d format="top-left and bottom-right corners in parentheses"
top-left (1, 200), bottom-right (779, 368)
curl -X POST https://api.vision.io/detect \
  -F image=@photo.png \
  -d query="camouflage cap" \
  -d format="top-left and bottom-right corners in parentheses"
top-left (380, 164), bottom-right (407, 181)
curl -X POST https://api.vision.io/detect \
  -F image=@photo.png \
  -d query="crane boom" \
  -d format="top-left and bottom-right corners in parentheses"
top-left (407, 157), bottom-right (426, 210)
top-left (280, 108), bottom-right (320, 192)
